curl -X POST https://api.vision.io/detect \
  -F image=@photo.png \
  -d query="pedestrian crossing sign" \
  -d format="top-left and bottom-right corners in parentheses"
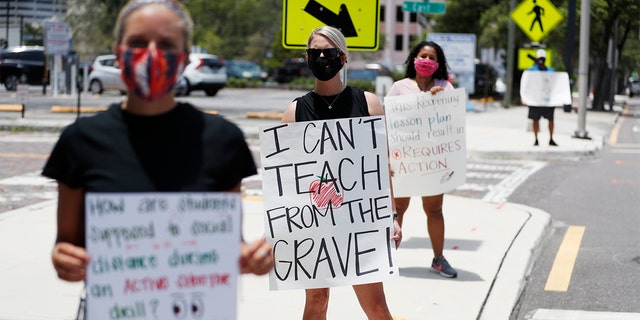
top-left (511, 0), bottom-right (563, 42)
top-left (282, 0), bottom-right (380, 51)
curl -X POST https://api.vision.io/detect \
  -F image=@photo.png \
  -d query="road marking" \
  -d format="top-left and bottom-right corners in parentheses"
top-left (0, 104), bottom-right (25, 112)
top-left (608, 105), bottom-right (625, 145)
top-left (615, 159), bottom-right (640, 166)
top-left (0, 152), bottom-right (49, 159)
top-left (528, 308), bottom-right (640, 320)
top-left (481, 160), bottom-right (546, 203)
top-left (0, 171), bottom-right (56, 186)
top-left (611, 178), bottom-right (640, 184)
top-left (544, 225), bottom-right (585, 292)
top-left (50, 105), bottom-right (108, 113)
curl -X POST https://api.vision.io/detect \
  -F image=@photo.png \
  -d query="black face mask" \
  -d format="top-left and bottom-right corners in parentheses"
top-left (307, 56), bottom-right (343, 81)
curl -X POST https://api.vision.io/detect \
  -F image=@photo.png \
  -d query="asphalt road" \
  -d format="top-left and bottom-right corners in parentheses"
top-left (510, 102), bottom-right (640, 319)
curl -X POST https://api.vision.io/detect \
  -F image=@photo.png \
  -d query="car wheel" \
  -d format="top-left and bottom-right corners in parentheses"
top-left (4, 74), bottom-right (19, 91)
top-left (204, 88), bottom-right (219, 96)
top-left (89, 80), bottom-right (103, 94)
top-left (183, 79), bottom-right (192, 96)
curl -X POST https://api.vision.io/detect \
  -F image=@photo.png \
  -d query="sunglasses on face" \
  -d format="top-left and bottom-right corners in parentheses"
top-left (306, 48), bottom-right (343, 60)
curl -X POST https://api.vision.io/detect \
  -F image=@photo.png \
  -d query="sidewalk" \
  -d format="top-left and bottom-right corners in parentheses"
top-left (0, 103), bottom-right (620, 319)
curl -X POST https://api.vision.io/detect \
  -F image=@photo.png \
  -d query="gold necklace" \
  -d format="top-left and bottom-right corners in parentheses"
top-left (317, 90), bottom-right (343, 110)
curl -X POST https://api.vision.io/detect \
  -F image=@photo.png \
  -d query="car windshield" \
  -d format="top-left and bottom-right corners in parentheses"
top-left (348, 69), bottom-right (377, 81)
top-left (229, 61), bottom-right (260, 72)
top-left (199, 58), bottom-right (223, 73)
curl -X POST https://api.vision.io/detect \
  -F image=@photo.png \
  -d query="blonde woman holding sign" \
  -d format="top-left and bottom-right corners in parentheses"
top-left (385, 41), bottom-right (458, 279)
top-left (282, 26), bottom-right (402, 320)
top-left (44, 0), bottom-right (273, 286)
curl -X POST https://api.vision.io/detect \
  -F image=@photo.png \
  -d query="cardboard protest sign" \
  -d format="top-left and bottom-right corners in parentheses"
top-left (85, 192), bottom-right (241, 319)
top-left (384, 88), bottom-right (467, 197)
top-left (259, 116), bottom-right (399, 290)
top-left (520, 70), bottom-right (572, 107)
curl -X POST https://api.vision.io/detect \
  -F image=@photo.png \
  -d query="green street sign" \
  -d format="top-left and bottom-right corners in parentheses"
top-left (402, 1), bottom-right (446, 14)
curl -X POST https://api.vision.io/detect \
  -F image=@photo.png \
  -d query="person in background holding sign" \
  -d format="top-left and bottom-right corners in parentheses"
top-left (281, 26), bottom-right (402, 320)
top-left (525, 49), bottom-right (558, 146)
top-left (43, 0), bottom-right (273, 285)
top-left (385, 41), bottom-right (458, 278)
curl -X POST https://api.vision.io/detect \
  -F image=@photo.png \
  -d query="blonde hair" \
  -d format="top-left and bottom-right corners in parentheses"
top-left (114, 0), bottom-right (193, 52)
top-left (307, 26), bottom-right (349, 61)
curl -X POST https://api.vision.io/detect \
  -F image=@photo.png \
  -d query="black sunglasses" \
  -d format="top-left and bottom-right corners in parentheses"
top-left (306, 48), bottom-right (343, 60)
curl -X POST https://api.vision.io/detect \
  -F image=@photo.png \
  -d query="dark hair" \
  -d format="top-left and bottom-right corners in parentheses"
top-left (404, 41), bottom-right (449, 80)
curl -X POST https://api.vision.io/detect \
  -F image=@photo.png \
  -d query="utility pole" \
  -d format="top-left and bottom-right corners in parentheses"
top-left (5, 1), bottom-right (9, 44)
top-left (383, 0), bottom-right (393, 70)
top-left (574, 0), bottom-right (590, 139)
top-left (503, 0), bottom-right (516, 108)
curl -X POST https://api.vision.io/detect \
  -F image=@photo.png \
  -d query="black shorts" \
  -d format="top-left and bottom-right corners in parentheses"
top-left (528, 107), bottom-right (555, 121)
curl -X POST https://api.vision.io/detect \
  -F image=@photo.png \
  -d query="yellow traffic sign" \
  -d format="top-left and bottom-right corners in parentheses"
top-left (282, 0), bottom-right (380, 51)
top-left (511, 0), bottom-right (563, 42)
top-left (518, 48), bottom-right (553, 70)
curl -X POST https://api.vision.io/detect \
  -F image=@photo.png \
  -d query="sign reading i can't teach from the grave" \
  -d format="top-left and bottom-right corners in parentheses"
top-left (85, 192), bottom-right (241, 319)
top-left (259, 116), bottom-right (399, 290)
top-left (384, 88), bottom-right (468, 197)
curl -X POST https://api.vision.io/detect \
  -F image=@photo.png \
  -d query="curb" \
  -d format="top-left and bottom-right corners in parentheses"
top-left (479, 203), bottom-right (552, 320)
top-left (246, 111), bottom-right (283, 119)
top-left (50, 106), bottom-right (107, 113)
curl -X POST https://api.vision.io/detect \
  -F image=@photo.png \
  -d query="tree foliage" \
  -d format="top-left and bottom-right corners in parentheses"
top-left (432, 0), bottom-right (639, 109)
top-left (65, 0), bottom-right (639, 106)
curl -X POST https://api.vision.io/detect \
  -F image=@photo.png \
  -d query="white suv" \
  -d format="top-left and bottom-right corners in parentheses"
top-left (88, 54), bottom-right (127, 95)
top-left (180, 53), bottom-right (227, 96)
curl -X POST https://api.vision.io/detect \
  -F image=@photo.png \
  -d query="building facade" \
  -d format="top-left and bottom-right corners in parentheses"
top-left (0, 0), bottom-right (67, 47)
top-left (380, 0), bottom-right (432, 70)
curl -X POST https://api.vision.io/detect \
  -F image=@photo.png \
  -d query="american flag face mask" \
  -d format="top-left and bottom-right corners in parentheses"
top-left (118, 45), bottom-right (186, 101)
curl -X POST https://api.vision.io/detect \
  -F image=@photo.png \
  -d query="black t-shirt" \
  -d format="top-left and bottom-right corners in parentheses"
top-left (294, 86), bottom-right (370, 121)
top-left (43, 102), bottom-right (256, 192)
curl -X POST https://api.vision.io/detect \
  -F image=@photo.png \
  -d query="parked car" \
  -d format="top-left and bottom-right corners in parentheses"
top-left (88, 54), bottom-right (127, 94)
top-left (226, 60), bottom-right (268, 81)
top-left (626, 77), bottom-right (640, 97)
top-left (274, 58), bottom-right (311, 83)
top-left (180, 53), bottom-right (226, 96)
top-left (347, 63), bottom-right (393, 84)
top-left (473, 63), bottom-right (499, 97)
top-left (0, 46), bottom-right (48, 91)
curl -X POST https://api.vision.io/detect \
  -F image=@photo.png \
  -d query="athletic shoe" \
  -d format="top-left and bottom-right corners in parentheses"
top-left (431, 255), bottom-right (458, 278)
top-left (534, 139), bottom-right (539, 146)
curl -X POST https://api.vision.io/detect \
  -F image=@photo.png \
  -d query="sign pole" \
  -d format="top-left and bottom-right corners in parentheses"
top-left (574, 0), bottom-right (590, 139)
top-left (503, 0), bottom-right (516, 108)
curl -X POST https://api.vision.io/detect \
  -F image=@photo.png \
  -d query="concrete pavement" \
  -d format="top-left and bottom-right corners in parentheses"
top-left (0, 100), bottom-right (622, 319)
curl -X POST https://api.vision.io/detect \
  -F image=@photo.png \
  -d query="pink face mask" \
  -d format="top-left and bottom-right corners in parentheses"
top-left (414, 58), bottom-right (439, 77)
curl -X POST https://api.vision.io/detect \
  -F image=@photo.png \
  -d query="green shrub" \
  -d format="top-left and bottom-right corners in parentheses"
top-left (347, 80), bottom-right (375, 92)
top-left (226, 78), bottom-right (266, 88)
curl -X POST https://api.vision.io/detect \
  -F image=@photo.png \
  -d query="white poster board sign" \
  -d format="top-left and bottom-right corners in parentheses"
top-left (384, 88), bottom-right (468, 197)
top-left (520, 71), bottom-right (572, 107)
top-left (85, 192), bottom-right (241, 319)
top-left (259, 116), bottom-right (399, 290)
